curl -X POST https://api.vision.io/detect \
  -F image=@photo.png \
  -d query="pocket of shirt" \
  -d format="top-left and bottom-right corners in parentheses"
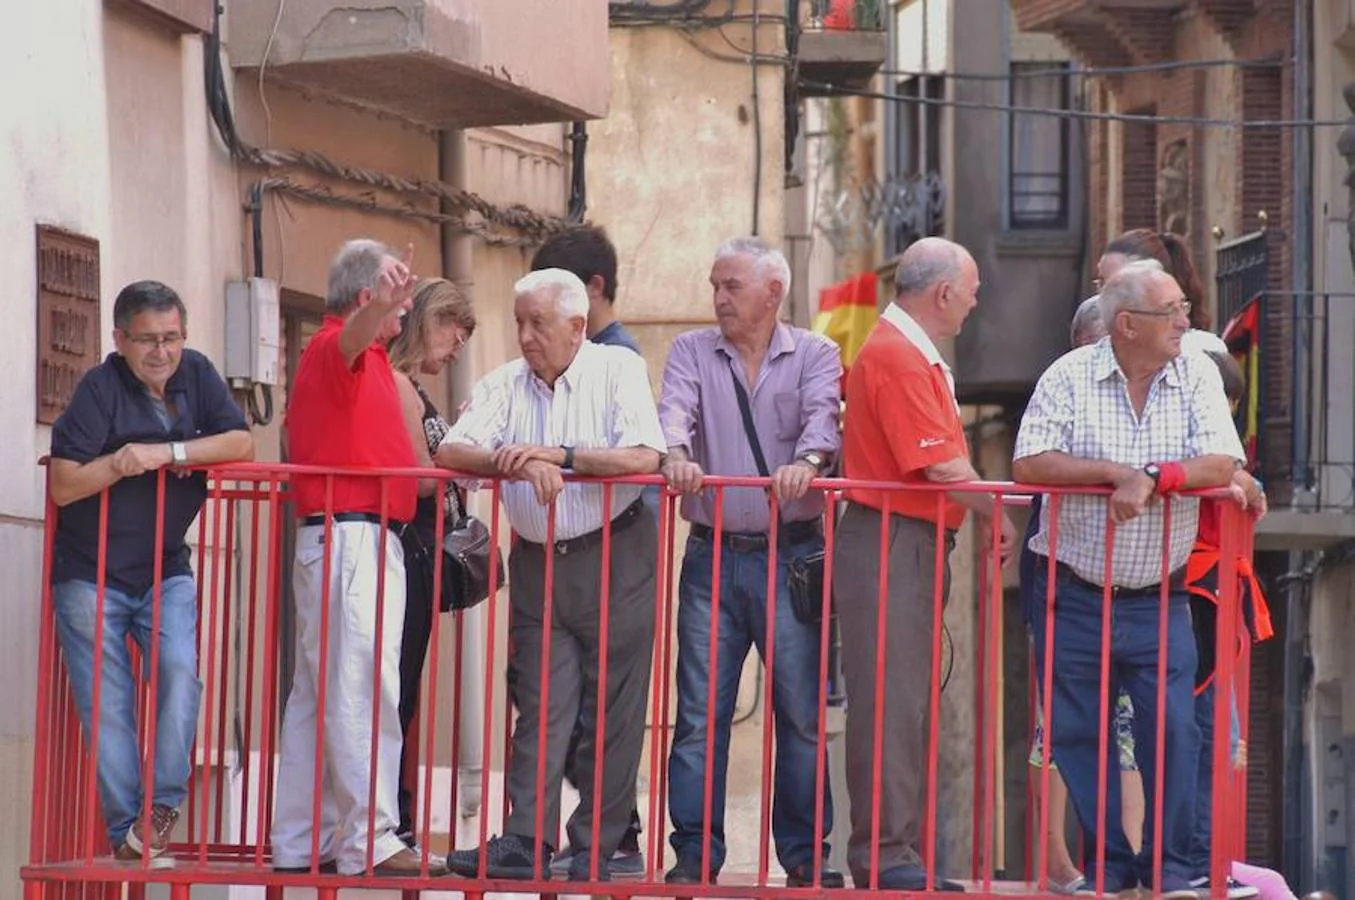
top-left (773, 391), bottom-right (802, 442)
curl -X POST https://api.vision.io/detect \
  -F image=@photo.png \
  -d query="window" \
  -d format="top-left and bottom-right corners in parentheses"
top-left (1008, 61), bottom-right (1071, 230)
top-left (895, 75), bottom-right (943, 178)
top-left (888, 75), bottom-right (945, 254)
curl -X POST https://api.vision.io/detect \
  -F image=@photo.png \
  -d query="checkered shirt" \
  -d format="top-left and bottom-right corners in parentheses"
top-left (1013, 339), bottom-right (1245, 589)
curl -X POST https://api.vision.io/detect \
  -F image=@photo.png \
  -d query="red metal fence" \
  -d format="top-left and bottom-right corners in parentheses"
top-left (22, 464), bottom-right (1257, 899)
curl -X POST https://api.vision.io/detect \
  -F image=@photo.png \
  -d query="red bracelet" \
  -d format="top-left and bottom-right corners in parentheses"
top-left (1154, 461), bottom-right (1186, 494)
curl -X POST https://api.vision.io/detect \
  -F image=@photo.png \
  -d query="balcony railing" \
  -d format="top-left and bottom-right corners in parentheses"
top-left (1267, 292), bottom-right (1355, 514)
top-left (24, 464), bottom-right (1261, 897)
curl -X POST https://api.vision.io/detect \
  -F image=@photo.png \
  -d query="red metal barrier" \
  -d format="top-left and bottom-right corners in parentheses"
top-left (22, 463), bottom-right (1258, 899)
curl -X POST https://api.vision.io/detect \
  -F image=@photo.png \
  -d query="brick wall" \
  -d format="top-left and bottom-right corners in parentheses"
top-left (1120, 110), bottom-right (1157, 231)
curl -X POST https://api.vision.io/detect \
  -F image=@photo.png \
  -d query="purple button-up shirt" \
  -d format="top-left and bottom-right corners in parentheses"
top-left (658, 323), bottom-right (843, 532)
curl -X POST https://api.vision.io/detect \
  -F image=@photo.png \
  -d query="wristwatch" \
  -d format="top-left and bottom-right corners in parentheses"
top-left (170, 441), bottom-right (188, 466)
top-left (1143, 463), bottom-right (1162, 485)
top-left (560, 445), bottom-right (575, 470)
top-left (799, 451), bottom-right (826, 472)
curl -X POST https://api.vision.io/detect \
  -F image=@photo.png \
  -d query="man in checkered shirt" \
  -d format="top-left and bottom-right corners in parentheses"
top-left (1012, 260), bottom-right (1244, 899)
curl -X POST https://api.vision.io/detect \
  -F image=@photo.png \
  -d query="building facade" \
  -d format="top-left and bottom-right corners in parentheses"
top-left (3, 0), bottom-right (610, 888)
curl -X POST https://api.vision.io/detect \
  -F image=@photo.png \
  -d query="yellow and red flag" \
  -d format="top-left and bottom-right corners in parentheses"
top-left (813, 271), bottom-right (879, 380)
top-left (1221, 295), bottom-right (1261, 469)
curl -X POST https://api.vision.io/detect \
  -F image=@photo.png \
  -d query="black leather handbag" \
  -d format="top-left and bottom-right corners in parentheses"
top-left (399, 493), bottom-right (503, 612)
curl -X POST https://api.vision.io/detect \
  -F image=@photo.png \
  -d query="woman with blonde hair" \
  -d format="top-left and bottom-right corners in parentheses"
top-left (386, 277), bottom-right (478, 844)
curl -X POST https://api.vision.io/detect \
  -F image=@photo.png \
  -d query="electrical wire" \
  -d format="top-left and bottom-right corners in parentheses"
top-left (800, 79), bottom-right (1351, 129)
top-left (879, 56), bottom-right (1287, 82)
top-left (750, 4), bottom-right (762, 236)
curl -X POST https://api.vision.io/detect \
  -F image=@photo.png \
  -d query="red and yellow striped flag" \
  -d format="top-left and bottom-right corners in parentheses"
top-left (813, 271), bottom-right (880, 377)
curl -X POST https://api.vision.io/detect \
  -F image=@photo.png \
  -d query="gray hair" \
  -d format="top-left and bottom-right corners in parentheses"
top-left (515, 268), bottom-right (589, 320)
top-left (1070, 295), bottom-right (1106, 347)
top-left (893, 237), bottom-right (968, 296)
top-left (713, 236), bottom-right (792, 298)
top-left (1099, 258), bottom-right (1169, 322)
top-left (326, 239), bottom-right (391, 314)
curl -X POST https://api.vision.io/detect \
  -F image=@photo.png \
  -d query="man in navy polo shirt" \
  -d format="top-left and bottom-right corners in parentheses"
top-left (49, 280), bottom-right (253, 863)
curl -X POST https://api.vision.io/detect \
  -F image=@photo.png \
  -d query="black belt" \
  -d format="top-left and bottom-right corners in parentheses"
top-left (523, 498), bottom-right (645, 557)
top-left (689, 518), bottom-right (822, 553)
top-left (299, 512), bottom-right (406, 531)
top-left (1056, 561), bottom-right (1186, 599)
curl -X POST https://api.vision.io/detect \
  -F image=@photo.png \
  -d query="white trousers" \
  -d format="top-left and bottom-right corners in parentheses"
top-left (272, 521), bottom-right (407, 874)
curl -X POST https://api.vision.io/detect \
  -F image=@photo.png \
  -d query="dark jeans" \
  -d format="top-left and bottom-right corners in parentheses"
top-left (667, 531), bottom-right (833, 871)
top-left (1030, 561), bottom-right (1200, 886)
top-left (396, 546), bottom-right (435, 840)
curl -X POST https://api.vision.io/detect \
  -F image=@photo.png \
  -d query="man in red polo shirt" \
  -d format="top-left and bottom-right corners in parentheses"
top-left (833, 237), bottom-right (1014, 891)
top-left (272, 239), bottom-right (446, 877)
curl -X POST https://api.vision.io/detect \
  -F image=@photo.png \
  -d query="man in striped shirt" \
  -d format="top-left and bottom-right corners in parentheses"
top-left (1013, 260), bottom-right (1244, 899)
top-left (436, 269), bottom-right (665, 882)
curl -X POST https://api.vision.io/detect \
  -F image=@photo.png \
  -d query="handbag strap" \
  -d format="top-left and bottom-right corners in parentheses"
top-left (727, 360), bottom-right (771, 478)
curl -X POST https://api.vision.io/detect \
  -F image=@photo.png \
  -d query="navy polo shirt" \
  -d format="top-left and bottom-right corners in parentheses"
top-left (49, 350), bottom-right (248, 595)
top-left (591, 320), bottom-right (641, 356)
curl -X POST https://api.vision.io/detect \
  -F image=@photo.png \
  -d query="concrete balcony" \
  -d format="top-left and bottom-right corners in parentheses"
top-left (797, 0), bottom-right (887, 96)
top-left (229, 0), bottom-right (609, 128)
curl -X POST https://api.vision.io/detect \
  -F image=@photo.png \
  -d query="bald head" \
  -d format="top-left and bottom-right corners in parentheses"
top-left (893, 237), bottom-right (972, 298)
top-left (1070, 295), bottom-right (1106, 348)
top-left (891, 237), bottom-right (980, 341)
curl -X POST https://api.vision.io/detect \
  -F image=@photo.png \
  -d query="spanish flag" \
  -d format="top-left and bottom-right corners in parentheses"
top-left (814, 271), bottom-right (879, 378)
top-left (1221, 295), bottom-right (1261, 469)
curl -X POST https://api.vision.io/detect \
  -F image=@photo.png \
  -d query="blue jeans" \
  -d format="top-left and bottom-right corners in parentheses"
top-left (1190, 683), bottom-right (1242, 877)
top-left (667, 533), bottom-right (833, 871)
top-left (53, 576), bottom-right (202, 847)
top-left (1030, 563), bottom-right (1199, 887)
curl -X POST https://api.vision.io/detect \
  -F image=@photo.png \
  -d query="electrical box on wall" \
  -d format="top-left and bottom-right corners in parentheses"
top-left (224, 278), bottom-right (280, 386)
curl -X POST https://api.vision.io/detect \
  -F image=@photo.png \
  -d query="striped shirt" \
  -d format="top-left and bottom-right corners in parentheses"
top-left (441, 340), bottom-right (666, 543)
top-left (1013, 338), bottom-right (1245, 589)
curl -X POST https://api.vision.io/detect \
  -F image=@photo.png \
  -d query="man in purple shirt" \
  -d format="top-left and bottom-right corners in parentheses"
top-left (658, 236), bottom-right (843, 887)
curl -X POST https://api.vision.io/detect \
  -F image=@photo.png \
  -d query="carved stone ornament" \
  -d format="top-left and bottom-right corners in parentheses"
top-left (1159, 139), bottom-right (1190, 237)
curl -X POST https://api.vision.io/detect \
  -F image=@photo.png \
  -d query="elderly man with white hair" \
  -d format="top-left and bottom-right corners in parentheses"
top-left (658, 236), bottom-right (843, 888)
top-left (1013, 259), bottom-right (1244, 898)
top-left (437, 268), bottom-right (665, 882)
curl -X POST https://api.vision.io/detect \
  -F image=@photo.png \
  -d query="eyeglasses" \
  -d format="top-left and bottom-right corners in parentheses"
top-left (126, 332), bottom-right (185, 349)
top-left (1123, 300), bottom-right (1192, 319)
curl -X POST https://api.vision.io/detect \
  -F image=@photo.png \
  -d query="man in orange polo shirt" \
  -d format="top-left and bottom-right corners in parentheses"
top-left (272, 239), bottom-right (447, 877)
top-left (834, 237), bottom-right (1014, 891)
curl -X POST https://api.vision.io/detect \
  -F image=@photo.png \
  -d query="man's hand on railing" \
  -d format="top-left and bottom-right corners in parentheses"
top-left (520, 458), bottom-right (564, 506)
top-left (996, 512), bottom-right (1017, 568)
top-left (1229, 470), bottom-right (1267, 521)
top-left (770, 461), bottom-right (815, 504)
top-left (661, 450), bottom-right (705, 495)
top-left (111, 443), bottom-right (174, 478)
top-left (1109, 468), bottom-right (1156, 524)
top-left (492, 444), bottom-right (561, 478)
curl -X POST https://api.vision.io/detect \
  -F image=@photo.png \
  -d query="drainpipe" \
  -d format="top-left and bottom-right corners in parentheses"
top-left (1285, 0), bottom-right (1314, 887)
top-left (438, 128), bottom-right (485, 813)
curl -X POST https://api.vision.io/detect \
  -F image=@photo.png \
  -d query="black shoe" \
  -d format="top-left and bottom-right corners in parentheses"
top-left (787, 861), bottom-right (846, 888)
top-left (666, 855), bottom-right (719, 885)
top-left (273, 861), bottom-right (338, 875)
top-left (446, 834), bottom-right (549, 880)
top-left (568, 852), bottom-right (612, 882)
top-left (858, 864), bottom-right (964, 892)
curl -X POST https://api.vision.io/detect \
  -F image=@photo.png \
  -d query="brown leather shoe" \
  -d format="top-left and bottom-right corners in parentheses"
top-left (373, 847), bottom-right (449, 877)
